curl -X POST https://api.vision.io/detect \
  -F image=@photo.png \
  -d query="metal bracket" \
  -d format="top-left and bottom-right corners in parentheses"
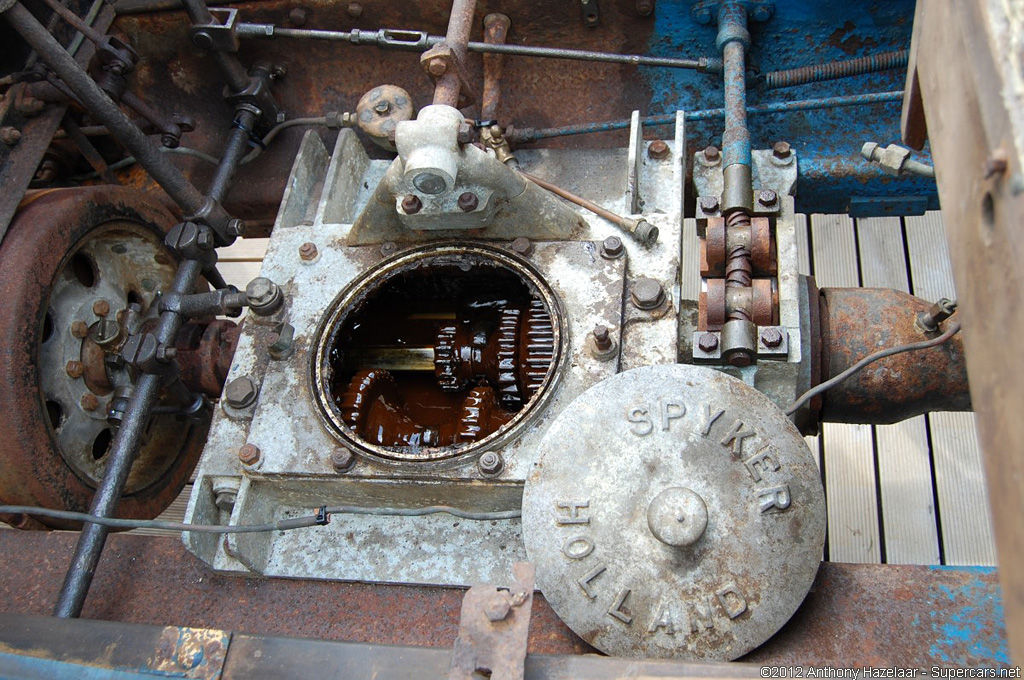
top-left (690, 0), bottom-right (774, 24)
top-left (449, 563), bottom-right (535, 680)
top-left (190, 7), bottom-right (241, 52)
top-left (626, 110), bottom-right (644, 214)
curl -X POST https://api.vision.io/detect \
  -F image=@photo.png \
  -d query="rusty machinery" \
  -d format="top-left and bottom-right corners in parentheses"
top-left (0, 0), bottom-right (973, 666)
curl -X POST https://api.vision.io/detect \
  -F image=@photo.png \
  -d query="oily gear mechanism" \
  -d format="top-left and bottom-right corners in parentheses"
top-left (340, 299), bottom-right (554, 448)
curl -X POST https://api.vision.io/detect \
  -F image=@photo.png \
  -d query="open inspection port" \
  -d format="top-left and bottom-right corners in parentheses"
top-left (311, 244), bottom-right (565, 463)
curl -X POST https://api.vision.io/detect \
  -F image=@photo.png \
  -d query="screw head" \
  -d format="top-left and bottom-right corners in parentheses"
top-left (299, 242), bottom-right (318, 261)
top-left (601, 235), bottom-right (624, 259)
top-left (238, 443), bottom-right (261, 466)
top-left (401, 194), bottom-right (422, 214)
top-left (66, 360), bottom-right (84, 379)
top-left (478, 451), bottom-right (503, 475)
top-left (457, 192), bottom-right (479, 212)
top-left (373, 99), bottom-right (391, 115)
top-left (92, 299), bottom-right (110, 317)
top-left (648, 140), bottom-right (670, 160)
top-left (80, 393), bottom-right (99, 411)
top-left (331, 448), bottom-right (355, 472)
top-left (760, 327), bottom-right (783, 348)
top-left (427, 57), bottom-right (447, 77)
top-left (757, 189), bottom-right (778, 208)
top-left (510, 237), bottom-right (532, 256)
top-left (71, 321), bottom-right (90, 339)
top-left (380, 241), bottom-right (398, 257)
top-left (631, 277), bottom-right (665, 310)
top-left (699, 195), bottom-right (720, 213)
top-left (224, 376), bottom-right (258, 409)
top-left (772, 141), bottom-right (792, 159)
top-left (703, 145), bottom-right (721, 163)
top-left (697, 332), bottom-right (719, 352)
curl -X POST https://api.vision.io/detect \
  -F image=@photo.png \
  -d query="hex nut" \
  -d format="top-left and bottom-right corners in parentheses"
top-left (511, 237), bottom-right (532, 256)
top-left (648, 140), bottom-right (670, 160)
top-left (772, 141), bottom-right (792, 159)
top-left (697, 333), bottom-right (719, 352)
top-left (757, 189), bottom-right (778, 208)
top-left (703, 145), bottom-right (721, 163)
top-left (760, 327), bottom-right (783, 348)
top-left (380, 241), bottom-right (398, 257)
top-left (80, 393), bottom-right (99, 411)
top-left (478, 451), bottom-right (503, 475)
top-left (224, 376), bottom-right (258, 409)
top-left (331, 448), bottom-right (355, 472)
top-left (92, 299), bottom-right (110, 317)
top-left (601, 235), bottom-right (624, 259)
top-left (71, 320), bottom-right (90, 339)
top-left (238, 443), bottom-right (261, 466)
top-left (485, 593), bottom-right (511, 622)
top-left (0, 127), bottom-right (22, 145)
top-left (593, 324), bottom-right (612, 351)
top-left (401, 194), bottom-right (422, 214)
top-left (246, 277), bottom-right (283, 315)
top-left (631, 277), bottom-right (665, 310)
top-left (457, 192), bottom-right (479, 212)
top-left (427, 57), bottom-right (447, 77)
top-left (699, 195), bottom-right (720, 213)
top-left (299, 242), bottom-right (318, 261)
top-left (66, 360), bottom-right (84, 379)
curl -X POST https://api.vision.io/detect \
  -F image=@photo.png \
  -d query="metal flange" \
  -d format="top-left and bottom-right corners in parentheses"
top-left (521, 364), bottom-right (825, 660)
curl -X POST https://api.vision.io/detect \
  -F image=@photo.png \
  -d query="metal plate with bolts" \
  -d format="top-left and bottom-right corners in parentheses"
top-left (521, 364), bottom-right (825, 660)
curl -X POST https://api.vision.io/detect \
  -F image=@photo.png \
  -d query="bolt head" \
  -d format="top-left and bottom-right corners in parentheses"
top-left (760, 327), bottom-right (783, 348)
top-left (648, 140), bottom-right (670, 160)
top-left (346, 2), bottom-right (362, 17)
top-left (66, 360), bottom-right (84, 379)
top-left (697, 332), bottom-right (719, 352)
top-left (373, 99), bottom-right (391, 115)
top-left (703, 145), bottom-right (721, 163)
top-left (757, 189), bottom-right (778, 207)
top-left (331, 448), bottom-right (355, 471)
top-left (224, 376), bottom-right (257, 409)
top-left (299, 242), bottom-right (318, 261)
top-left (80, 393), bottom-right (99, 411)
top-left (601, 235), bottom-right (624, 258)
top-left (485, 594), bottom-right (511, 621)
top-left (772, 141), bottom-right (792, 159)
top-left (401, 194), bottom-right (422, 214)
top-left (510, 237), bottom-right (532, 256)
top-left (380, 241), bottom-right (398, 257)
top-left (192, 30), bottom-right (214, 49)
top-left (631, 277), bottom-right (665, 310)
top-left (478, 451), bottom-right (503, 475)
top-left (92, 299), bottom-right (110, 317)
top-left (457, 192), bottom-right (479, 212)
top-left (427, 57), bottom-right (448, 77)
top-left (71, 321), bottom-right (90, 339)
top-left (238, 443), bottom-right (261, 466)
top-left (288, 7), bottom-right (308, 25)
top-left (699, 195), bottom-right (720, 213)
top-left (0, 127), bottom-right (22, 145)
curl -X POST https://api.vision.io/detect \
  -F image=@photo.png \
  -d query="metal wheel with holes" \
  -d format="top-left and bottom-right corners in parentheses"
top-left (0, 186), bottom-right (208, 529)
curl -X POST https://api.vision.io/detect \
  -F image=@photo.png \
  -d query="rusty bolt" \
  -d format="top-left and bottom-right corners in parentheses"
top-left (66, 360), bottom-right (84, 379)
top-left (346, 2), bottom-right (362, 17)
top-left (478, 451), bottom-right (503, 475)
top-left (699, 195), bottom-right (720, 213)
top-left (703, 145), bottom-right (721, 163)
top-left (71, 320), bottom-right (90, 339)
top-left (80, 393), bottom-right (99, 411)
top-left (485, 593), bottom-right (511, 622)
top-left (593, 325), bottom-right (612, 352)
top-left (373, 99), bottom-right (391, 115)
top-left (635, 0), bottom-right (654, 16)
top-left (510, 237), bottom-right (532, 256)
top-left (772, 141), bottom-right (792, 160)
top-left (648, 140), bottom-right (670, 160)
top-left (0, 127), bottom-right (21, 145)
top-left (760, 327), bottom-right (783, 348)
top-left (238, 443), bottom-right (261, 466)
top-left (631, 277), bottom-right (665, 310)
top-left (757, 189), bottom-right (778, 208)
top-left (224, 376), bottom-right (258, 409)
top-left (92, 299), bottom-right (110, 317)
top-left (331, 448), bottom-right (355, 472)
top-left (427, 57), bottom-right (447, 77)
top-left (457, 192), bottom-right (479, 212)
top-left (299, 242), bottom-right (318, 261)
top-left (984, 149), bottom-right (1009, 179)
top-left (601, 235), bottom-right (624, 259)
top-left (380, 241), bottom-right (398, 257)
top-left (401, 194), bottom-right (422, 214)
top-left (697, 332), bottom-right (719, 353)
top-left (288, 7), bottom-right (308, 25)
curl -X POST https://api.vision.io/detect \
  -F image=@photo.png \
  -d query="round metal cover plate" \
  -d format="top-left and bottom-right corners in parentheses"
top-left (522, 364), bottom-right (825, 660)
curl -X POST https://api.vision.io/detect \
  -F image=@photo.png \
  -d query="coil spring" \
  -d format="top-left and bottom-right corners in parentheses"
top-left (724, 210), bottom-right (752, 321)
top-left (765, 50), bottom-right (908, 90)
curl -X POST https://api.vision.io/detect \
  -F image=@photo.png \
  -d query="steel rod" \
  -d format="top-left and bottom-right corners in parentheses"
top-left (3, 2), bottom-right (220, 224)
top-left (432, 0), bottom-right (475, 107)
top-left (208, 108), bottom-right (257, 204)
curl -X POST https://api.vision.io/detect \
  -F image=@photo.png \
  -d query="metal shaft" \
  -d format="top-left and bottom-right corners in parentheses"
top-left (433, 0), bottom-right (475, 107)
top-left (480, 14), bottom-right (510, 121)
top-left (3, 2), bottom-right (221, 224)
top-left (54, 259), bottom-right (203, 617)
top-left (208, 108), bottom-right (258, 204)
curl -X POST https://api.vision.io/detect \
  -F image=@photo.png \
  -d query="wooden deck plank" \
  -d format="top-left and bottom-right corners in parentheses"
top-left (811, 213), bottom-right (880, 564)
top-left (681, 217), bottom-right (701, 302)
top-left (904, 211), bottom-right (996, 565)
top-left (856, 217), bottom-right (940, 565)
top-left (218, 237), bottom-right (270, 262)
top-left (793, 213), bottom-right (821, 470)
top-left (217, 261), bottom-right (264, 291)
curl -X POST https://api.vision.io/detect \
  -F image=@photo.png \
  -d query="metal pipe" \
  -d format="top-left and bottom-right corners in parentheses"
top-left (509, 91), bottom-right (905, 144)
top-left (208, 108), bottom-right (257, 204)
top-left (480, 14), bottom-right (510, 121)
top-left (3, 2), bottom-right (221, 224)
top-left (717, 2), bottom-right (751, 172)
top-left (764, 50), bottom-right (908, 90)
top-left (239, 24), bottom-right (710, 72)
top-left (55, 258), bottom-right (204, 617)
top-left (432, 0), bottom-right (475, 107)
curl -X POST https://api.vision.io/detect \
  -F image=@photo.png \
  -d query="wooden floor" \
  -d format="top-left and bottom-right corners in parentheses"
top-left (33, 211), bottom-right (999, 566)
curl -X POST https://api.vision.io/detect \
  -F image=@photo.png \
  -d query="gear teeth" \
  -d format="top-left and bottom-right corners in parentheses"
top-left (495, 306), bottom-right (523, 407)
top-left (523, 298), bottom-right (555, 397)
top-left (433, 324), bottom-right (462, 391)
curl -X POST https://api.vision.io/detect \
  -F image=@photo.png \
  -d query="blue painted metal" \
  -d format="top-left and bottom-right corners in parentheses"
top-left (636, 0), bottom-right (936, 214)
top-left (927, 567), bottom-right (1010, 666)
top-left (717, 1), bottom-right (752, 170)
top-left (0, 652), bottom-right (162, 679)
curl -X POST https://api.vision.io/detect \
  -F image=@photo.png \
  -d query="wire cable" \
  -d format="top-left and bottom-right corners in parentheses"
top-left (785, 320), bottom-right (961, 416)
